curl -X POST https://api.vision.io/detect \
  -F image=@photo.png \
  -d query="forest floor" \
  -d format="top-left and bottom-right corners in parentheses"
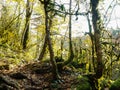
top-left (0, 61), bottom-right (80, 90)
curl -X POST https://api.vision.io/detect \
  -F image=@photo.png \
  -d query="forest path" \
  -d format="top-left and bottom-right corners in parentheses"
top-left (0, 61), bottom-right (79, 90)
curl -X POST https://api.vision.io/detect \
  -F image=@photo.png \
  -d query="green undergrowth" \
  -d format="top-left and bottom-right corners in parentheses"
top-left (110, 78), bottom-right (120, 90)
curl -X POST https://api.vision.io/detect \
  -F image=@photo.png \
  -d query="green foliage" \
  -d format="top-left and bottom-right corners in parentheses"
top-left (60, 4), bottom-right (65, 11)
top-left (110, 79), bottom-right (120, 90)
top-left (0, 5), bottom-right (21, 49)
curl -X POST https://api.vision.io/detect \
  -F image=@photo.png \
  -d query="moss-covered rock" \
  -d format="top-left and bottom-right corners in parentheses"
top-left (110, 79), bottom-right (120, 90)
top-left (72, 76), bottom-right (92, 90)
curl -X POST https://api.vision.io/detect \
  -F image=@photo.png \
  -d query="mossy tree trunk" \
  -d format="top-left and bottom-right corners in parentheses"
top-left (63, 0), bottom-right (74, 66)
top-left (39, 0), bottom-right (59, 80)
top-left (90, 2), bottom-right (105, 89)
top-left (91, 0), bottom-right (103, 79)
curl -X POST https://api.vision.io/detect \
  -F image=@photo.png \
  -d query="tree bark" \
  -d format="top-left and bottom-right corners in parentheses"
top-left (21, 0), bottom-right (32, 50)
top-left (63, 0), bottom-right (74, 65)
top-left (37, 36), bottom-right (47, 60)
top-left (91, 0), bottom-right (103, 78)
top-left (43, 0), bottom-right (59, 79)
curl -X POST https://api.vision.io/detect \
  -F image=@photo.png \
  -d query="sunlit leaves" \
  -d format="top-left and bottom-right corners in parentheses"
top-left (7, 0), bottom-right (22, 3)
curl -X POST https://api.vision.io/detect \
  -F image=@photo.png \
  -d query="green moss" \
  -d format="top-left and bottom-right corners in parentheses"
top-left (98, 77), bottom-right (113, 90)
top-left (110, 79), bottom-right (120, 90)
top-left (72, 76), bottom-right (92, 90)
